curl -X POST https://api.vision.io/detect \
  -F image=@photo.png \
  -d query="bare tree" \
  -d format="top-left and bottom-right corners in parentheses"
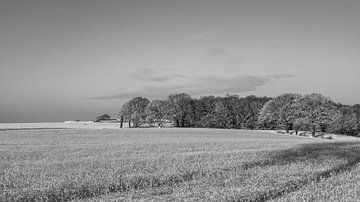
top-left (119, 97), bottom-right (150, 127)
top-left (145, 100), bottom-right (169, 128)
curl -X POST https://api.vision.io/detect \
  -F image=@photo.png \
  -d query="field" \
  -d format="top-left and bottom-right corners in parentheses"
top-left (1, 128), bottom-right (360, 201)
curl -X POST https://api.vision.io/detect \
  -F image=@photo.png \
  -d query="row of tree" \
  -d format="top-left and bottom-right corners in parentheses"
top-left (258, 93), bottom-right (360, 136)
top-left (118, 93), bottom-right (270, 129)
top-left (118, 93), bottom-right (360, 136)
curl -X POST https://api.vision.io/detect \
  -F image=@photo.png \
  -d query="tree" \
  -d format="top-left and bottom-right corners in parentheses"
top-left (145, 100), bottom-right (170, 128)
top-left (198, 96), bottom-right (217, 114)
top-left (119, 97), bottom-right (150, 127)
top-left (197, 95), bottom-right (270, 129)
top-left (94, 114), bottom-right (111, 122)
top-left (119, 115), bottom-right (124, 128)
top-left (199, 114), bottom-right (223, 128)
top-left (240, 95), bottom-right (271, 129)
top-left (198, 96), bottom-right (236, 129)
top-left (195, 96), bottom-right (219, 127)
top-left (213, 99), bottom-right (233, 128)
top-left (258, 93), bottom-right (301, 133)
top-left (119, 102), bottom-right (132, 127)
top-left (328, 105), bottom-right (360, 136)
top-left (167, 93), bottom-right (193, 127)
top-left (275, 93), bottom-right (302, 133)
top-left (258, 100), bottom-right (277, 130)
top-left (294, 93), bottom-right (338, 136)
top-left (222, 95), bottom-right (241, 129)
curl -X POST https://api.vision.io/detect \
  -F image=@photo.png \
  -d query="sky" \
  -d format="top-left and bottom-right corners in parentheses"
top-left (1, 0), bottom-right (360, 123)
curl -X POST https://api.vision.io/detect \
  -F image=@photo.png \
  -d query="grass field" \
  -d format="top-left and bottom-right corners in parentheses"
top-left (1, 128), bottom-right (360, 201)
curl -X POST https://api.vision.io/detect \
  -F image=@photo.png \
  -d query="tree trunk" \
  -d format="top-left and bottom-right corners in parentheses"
top-left (120, 116), bottom-right (123, 128)
top-left (311, 124), bottom-right (316, 137)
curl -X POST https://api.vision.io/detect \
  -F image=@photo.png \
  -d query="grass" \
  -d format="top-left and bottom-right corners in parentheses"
top-left (1, 128), bottom-right (360, 201)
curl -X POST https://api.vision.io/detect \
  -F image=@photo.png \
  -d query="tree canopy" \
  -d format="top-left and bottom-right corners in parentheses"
top-left (119, 97), bottom-right (150, 127)
top-left (117, 93), bottom-right (360, 136)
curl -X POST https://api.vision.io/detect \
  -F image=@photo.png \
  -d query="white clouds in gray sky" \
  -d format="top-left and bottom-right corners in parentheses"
top-left (93, 67), bottom-right (295, 100)
top-left (1, 0), bottom-right (360, 122)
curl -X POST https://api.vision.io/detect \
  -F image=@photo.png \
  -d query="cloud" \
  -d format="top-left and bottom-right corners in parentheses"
top-left (191, 31), bottom-right (244, 65)
top-left (180, 75), bottom-right (274, 96)
top-left (191, 30), bottom-right (220, 43)
top-left (266, 40), bottom-right (285, 48)
top-left (129, 68), bottom-right (185, 82)
top-left (225, 57), bottom-right (244, 64)
top-left (93, 74), bottom-right (293, 100)
top-left (93, 91), bottom-right (161, 100)
top-left (206, 46), bottom-right (228, 55)
top-left (205, 46), bottom-right (244, 65)
top-left (93, 88), bottom-right (178, 100)
top-left (267, 74), bottom-right (295, 79)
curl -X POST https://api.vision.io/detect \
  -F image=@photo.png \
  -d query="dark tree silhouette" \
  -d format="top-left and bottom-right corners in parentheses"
top-left (94, 114), bottom-right (111, 122)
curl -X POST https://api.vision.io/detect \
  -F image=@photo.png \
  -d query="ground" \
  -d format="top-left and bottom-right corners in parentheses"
top-left (1, 126), bottom-right (360, 201)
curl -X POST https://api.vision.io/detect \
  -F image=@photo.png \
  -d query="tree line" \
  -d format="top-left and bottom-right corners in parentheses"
top-left (118, 93), bottom-right (360, 137)
top-left (258, 93), bottom-right (360, 136)
top-left (118, 93), bottom-right (270, 129)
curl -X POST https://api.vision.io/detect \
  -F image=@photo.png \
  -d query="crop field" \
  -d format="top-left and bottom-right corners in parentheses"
top-left (1, 128), bottom-right (360, 201)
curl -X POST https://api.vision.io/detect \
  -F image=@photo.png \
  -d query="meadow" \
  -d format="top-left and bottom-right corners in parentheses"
top-left (1, 128), bottom-right (360, 201)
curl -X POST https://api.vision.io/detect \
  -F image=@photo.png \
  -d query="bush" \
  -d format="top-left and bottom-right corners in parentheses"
top-left (94, 114), bottom-right (111, 122)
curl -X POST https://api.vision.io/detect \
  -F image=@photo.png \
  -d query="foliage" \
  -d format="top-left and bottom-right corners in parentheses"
top-left (145, 100), bottom-right (170, 127)
top-left (258, 100), bottom-right (277, 129)
top-left (119, 97), bottom-right (150, 127)
top-left (328, 105), bottom-right (360, 136)
top-left (166, 93), bottom-right (194, 127)
top-left (197, 95), bottom-right (270, 129)
top-left (118, 92), bottom-right (360, 136)
top-left (294, 93), bottom-right (338, 135)
top-left (258, 93), bottom-right (301, 133)
top-left (198, 114), bottom-right (221, 128)
top-left (258, 93), bottom-right (359, 136)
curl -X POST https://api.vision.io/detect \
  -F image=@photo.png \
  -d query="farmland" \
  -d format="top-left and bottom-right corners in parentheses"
top-left (1, 128), bottom-right (360, 201)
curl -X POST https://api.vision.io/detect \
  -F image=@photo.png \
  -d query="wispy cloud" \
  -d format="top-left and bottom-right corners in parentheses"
top-left (191, 31), bottom-right (244, 65)
top-left (265, 40), bottom-right (285, 48)
top-left (191, 30), bottom-right (220, 43)
top-left (206, 46), bottom-right (228, 55)
top-left (129, 68), bottom-right (185, 82)
top-left (93, 74), bottom-right (294, 100)
top-left (225, 57), bottom-right (244, 65)
top-left (268, 74), bottom-right (294, 79)
top-left (205, 45), bottom-right (244, 65)
top-left (192, 75), bottom-right (270, 94)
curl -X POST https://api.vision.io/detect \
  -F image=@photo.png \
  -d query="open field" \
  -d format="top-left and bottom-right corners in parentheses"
top-left (1, 128), bottom-right (360, 201)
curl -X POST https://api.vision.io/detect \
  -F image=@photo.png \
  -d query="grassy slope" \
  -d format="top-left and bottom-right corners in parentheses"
top-left (0, 128), bottom-right (359, 201)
